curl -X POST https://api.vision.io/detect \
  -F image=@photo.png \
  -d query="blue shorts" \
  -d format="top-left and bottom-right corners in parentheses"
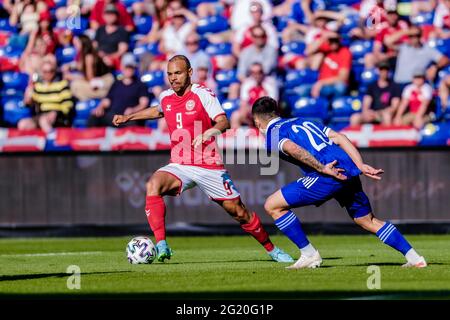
top-left (281, 175), bottom-right (372, 219)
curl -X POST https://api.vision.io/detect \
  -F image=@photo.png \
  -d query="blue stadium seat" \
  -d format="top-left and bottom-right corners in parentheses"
top-left (141, 70), bottom-right (165, 88)
top-left (73, 99), bottom-right (100, 128)
top-left (0, 88), bottom-right (24, 99)
top-left (419, 122), bottom-right (450, 146)
top-left (197, 15), bottom-right (229, 35)
top-left (1, 72), bottom-right (29, 91)
top-left (215, 69), bottom-right (239, 90)
top-left (134, 15), bottom-right (153, 35)
top-left (56, 46), bottom-right (77, 65)
top-left (133, 42), bottom-right (161, 57)
top-left (291, 96), bottom-right (329, 121)
top-left (205, 42), bottom-right (232, 56)
top-left (2, 98), bottom-right (31, 125)
top-left (53, 0), bottom-right (68, 8)
top-left (436, 97), bottom-right (450, 120)
top-left (285, 69), bottom-right (319, 89)
top-left (0, 44), bottom-right (22, 58)
top-left (274, 15), bottom-right (290, 33)
top-left (331, 96), bottom-right (362, 118)
top-left (339, 13), bottom-right (359, 35)
top-left (122, 0), bottom-right (138, 8)
top-left (281, 41), bottom-right (306, 55)
top-left (349, 40), bottom-right (373, 61)
top-left (221, 99), bottom-right (240, 119)
top-left (428, 38), bottom-right (450, 57)
top-left (0, 18), bottom-right (17, 32)
top-left (359, 68), bottom-right (378, 93)
top-left (411, 12), bottom-right (434, 26)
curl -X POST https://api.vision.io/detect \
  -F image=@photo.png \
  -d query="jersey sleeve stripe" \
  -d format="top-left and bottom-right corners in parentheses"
top-left (278, 138), bottom-right (289, 155)
top-left (324, 127), bottom-right (331, 137)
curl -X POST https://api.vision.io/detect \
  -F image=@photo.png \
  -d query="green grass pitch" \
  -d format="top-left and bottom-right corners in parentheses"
top-left (0, 235), bottom-right (449, 299)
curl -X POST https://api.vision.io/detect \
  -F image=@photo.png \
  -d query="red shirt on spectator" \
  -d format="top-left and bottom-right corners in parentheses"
top-left (90, 0), bottom-right (134, 29)
top-left (402, 83), bottom-right (433, 114)
top-left (375, 20), bottom-right (409, 54)
top-left (318, 44), bottom-right (352, 82)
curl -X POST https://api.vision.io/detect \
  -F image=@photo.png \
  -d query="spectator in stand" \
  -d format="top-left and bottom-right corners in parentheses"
top-left (236, 25), bottom-right (278, 81)
top-left (179, 33), bottom-right (212, 84)
top-left (88, 54), bottom-right (150, 127)
top-left (394, 69), bottom-right (434, 129)
top-left (196, 0), bottom-right (233, 18)
top-left (232, 1), bottom-right (278, 56)
top-left (18, 61), bottom-right (74, 133)
top-left (364, 9), bottom-right (409, 70)
top-left (297, 34), bottom-right (352, 99)
top-left (55, 0), bottom-right (95, 22)
top-left (438, 74), bottom-right (450, 115)
top-left (350, 0), bottom-right (395, 40)
top-left (231, 62), bottom-right (278, 128)
top-left (94, 4), bottom-right (129, 70)
top-left (64, 34), bottom-right (114, 101)
top-left (230, 0), bottom-right (272, 31)
top-left (19, 10), bottom-right (58, 77)
top-left (280, 13), bottom-right (340, 70)
top-left (390, 25), bottom-right (449, 87)
top-left (159, 1), bottom-right (198, 57)
top-left (350, 61), bottom-right (401, 126)
top-left (90, 0), bottom-right (134, 32)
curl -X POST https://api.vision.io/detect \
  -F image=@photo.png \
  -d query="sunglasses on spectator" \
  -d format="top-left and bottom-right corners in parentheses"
top-left (409, 33), bottom-right (421, 38)
top-left (186, 40), bottom-right (199, 45)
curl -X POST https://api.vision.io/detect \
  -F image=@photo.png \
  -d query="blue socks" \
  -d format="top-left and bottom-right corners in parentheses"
top-left (376, 221), bottom-right (412, 255)
top-left (275, 211), bottom-right (310, 249)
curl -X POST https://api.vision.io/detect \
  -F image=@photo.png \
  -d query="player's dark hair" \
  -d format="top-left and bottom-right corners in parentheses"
top-left (168, 55), bottom-right (192, 70)
top-left (252, 96), bottom-right (279, 119)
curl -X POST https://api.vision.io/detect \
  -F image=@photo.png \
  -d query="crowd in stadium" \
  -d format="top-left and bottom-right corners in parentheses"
top-left (0, 0), bottom-right (449, 135)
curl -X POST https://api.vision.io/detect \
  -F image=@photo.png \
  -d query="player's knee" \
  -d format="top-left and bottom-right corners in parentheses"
top-left (264, 200), bottom-right (279, 218)
top-left (146, 178), bottom-right (162, 196)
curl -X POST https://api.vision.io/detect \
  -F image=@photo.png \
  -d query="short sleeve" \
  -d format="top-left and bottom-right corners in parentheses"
top-left (196, 86), bottom-right (225, 121)
top-left (421, 84), bottom-right (433, 100)
top-left (428, 46), bottom-right (443, 63)
top-left (402, 85), bottom-right (412, 100)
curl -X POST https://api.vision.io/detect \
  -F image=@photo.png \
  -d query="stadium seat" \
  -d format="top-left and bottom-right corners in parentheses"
top-left (290, 96), bottom-right (329, 121)
top-left (1, 72), bottom-right (29, 91)
top-left (141, 70), bottom-right (165, 88)
top-left (359, 68), bottom-right (378, 93)
top-left (0, 88), bottom-right (24, 100)
top-left (281, 41), bottom-right (306, 55)
top-left (428, 38), bottom-right (450, 57)
top-left (349, 40), bottom-right (373, 61)
top-left (134, 15), bottom-right (153, 35)
top-left (419, 122), bottom-right (450, 146)
top-left (331, 96), bottom-right (362, 118)
top-left (73, 99), bottom-right (100, 128)
top-left (339, 13), bottom-right (359, 35)
top-left (0, 44), bottom-right (22, 58)
top-left (133, 42), bottom-right (161, 58)
top-left (205, 43), bottom-right (232, 56)
top-left (221, 99), bottom-right (240, 119)
top-left (215, 69), bottom-right (239, 95)
top-left (56, 46), bottom-right (77, 65)
top-left (2, 98), bottom-right (31, 125)
top-left (411, 12), bottom-right (434, 26)
top-left (285, 69), bottom-right (319, 89)
top-left (0, 18), bottom-right (17, 32)
top-left (197, 15), bottom-right (229, 35)
top-left (436, 97), bottom-right (450, 121)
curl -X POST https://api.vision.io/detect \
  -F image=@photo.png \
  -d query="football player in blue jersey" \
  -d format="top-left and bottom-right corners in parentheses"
top-left (252, 96), bottom-right (427, 269)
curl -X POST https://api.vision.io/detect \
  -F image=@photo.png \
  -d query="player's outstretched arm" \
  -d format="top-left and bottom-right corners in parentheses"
top-left (282, 139), bottom-right (347, 180)
top-left (327, 129), bottom-right (384, 180)
top-left (112, 106), bottom-right (164, 126)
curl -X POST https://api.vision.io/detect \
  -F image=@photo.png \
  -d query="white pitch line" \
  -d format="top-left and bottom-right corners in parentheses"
top-left (0, 251), bottom-right (104, 257)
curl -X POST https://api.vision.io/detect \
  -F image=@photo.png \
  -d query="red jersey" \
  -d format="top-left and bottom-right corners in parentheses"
top-left (375, 20), bottom-right (409, 54)
top-left (158, 84), bottom-right (226, 169)
top-left (318, 46), bottom-right (352, 82)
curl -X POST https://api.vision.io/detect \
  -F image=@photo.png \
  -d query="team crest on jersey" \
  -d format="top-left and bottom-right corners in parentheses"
top-left (186, 100), bottom-right (195, 111)
top-left (166, 104), bottom-right (171, 111)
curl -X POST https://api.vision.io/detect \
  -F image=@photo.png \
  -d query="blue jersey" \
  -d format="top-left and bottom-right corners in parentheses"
top-left (266, 117), bottom-right (361, 179)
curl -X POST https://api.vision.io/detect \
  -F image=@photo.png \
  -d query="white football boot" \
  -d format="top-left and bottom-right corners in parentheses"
top-left (286, 250), bottom-right (322, 269)
top-left (402, 256), bottom-right (427, 268)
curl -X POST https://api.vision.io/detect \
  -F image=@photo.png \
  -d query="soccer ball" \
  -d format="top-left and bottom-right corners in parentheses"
top-left (126, 236), bottom-right (157, 264)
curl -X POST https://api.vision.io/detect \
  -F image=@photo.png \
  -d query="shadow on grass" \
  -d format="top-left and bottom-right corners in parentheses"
top-left (0, 271), bottom-right (133, 282)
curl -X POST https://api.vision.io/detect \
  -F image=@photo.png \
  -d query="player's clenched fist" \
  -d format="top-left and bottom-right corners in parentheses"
top-left (113, 115), bottom-right (129, 126)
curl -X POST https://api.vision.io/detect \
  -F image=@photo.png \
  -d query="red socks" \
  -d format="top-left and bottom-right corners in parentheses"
top-left (241, 212), bottom-right (275, 252)
top-left (145, 195), bottom-right (166, 242)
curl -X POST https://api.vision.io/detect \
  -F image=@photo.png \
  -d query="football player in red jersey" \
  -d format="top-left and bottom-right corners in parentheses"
top-left (113, 55), bottom-right (293, 263)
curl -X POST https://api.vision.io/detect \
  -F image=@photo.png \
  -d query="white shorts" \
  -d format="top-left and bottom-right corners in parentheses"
top-left (157, 163), bottom-right (241, 201)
